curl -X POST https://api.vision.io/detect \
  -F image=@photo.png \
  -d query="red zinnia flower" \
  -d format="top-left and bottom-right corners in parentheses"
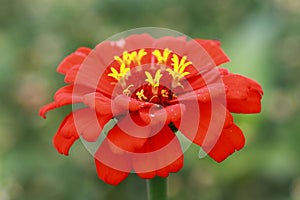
top-left (40, 34), bottom-right (263, 185)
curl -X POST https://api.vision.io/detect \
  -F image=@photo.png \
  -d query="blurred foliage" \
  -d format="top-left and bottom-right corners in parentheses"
top-left (0, 0), bottom-right (300, 199)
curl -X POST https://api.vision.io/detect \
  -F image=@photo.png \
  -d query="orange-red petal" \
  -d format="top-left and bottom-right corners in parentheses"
top-left (39, 84), bottom-right (93, 118)
top-left (53, 112), bottom-right (79, 155)
top-left (139, 103), bottom-right (185, 125)
top-left (53, 108), bottom-right (111, 155)
top-left (94, 157), bottom-right (130, 186)
top-left (222, 73), bottom-right (263, 113)
top-left (93, 122), bottom-right (135, 185)
top-left (175, 102), bottom-right (233, 147)
top-left (106, 113), bottom-right (151, 152)
top-left (207, 124), bottom-right (245, 162)
top-left (57, 47), bottom-right (91, 75)
top-left (195, 39), bottom-right (230, 66)
top-left (133, 125), bottom-right (183, 178)
top-left (64, 65), bottom-right (80, 83)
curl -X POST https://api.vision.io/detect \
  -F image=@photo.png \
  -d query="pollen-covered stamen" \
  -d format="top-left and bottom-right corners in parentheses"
top-left (131, 49), bottom-right (147, 65)
top-left (133, 85), bottom-right (176, 107)
top-left (136, 89), bottom-right (148, 101)
top-left (145, 69), bottom-right (164, 96)
top-left (114, 49), bottom-right (147, 67)
top-left (152, 48), bottom-right (172, 64)
top-left (145, 70), bottom-right (163, 89)
top-left (123, 84), bottom-right (134, 96)
top-left (166, 54), bottom-right (191, 88)
top-left (108, 64), bottom-right (130, 81)
top-left (161, 89), bottom-right (169, 98)
top-left (109, 49), bottom-right (147, 81)
top-left (109, 49), bottom-right (147, 91)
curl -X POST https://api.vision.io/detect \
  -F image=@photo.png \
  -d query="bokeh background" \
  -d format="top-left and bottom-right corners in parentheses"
top-left (1, 0), bottom-right (300, 199)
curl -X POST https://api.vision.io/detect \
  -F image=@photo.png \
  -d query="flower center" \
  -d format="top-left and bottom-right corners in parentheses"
top-left (108, 48), bottom-right (192, 106)
top-left (132, 84), bottom-right (176, 106)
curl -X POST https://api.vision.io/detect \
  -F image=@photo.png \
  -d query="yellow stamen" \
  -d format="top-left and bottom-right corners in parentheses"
top-left (136, 89), bottom-right (147, 101)
top-left (114, 49), bottom-right (147, 67)
top-left (161, 89), bottom-right (169, 98)
top-left (136, 49), bottom-right (147, 65)
top-left (145, 70), bottom-right (163, 88)
top-left (152, 48), bottom-right (172, 64)
top-left (108, 49), bottom-right (147, 81)
top-left (123, 84), bottom-right (134, 96)
top-left (166, 54), bottom-right (192, 88)
top-left (108, 65), bottom-right (130, 81)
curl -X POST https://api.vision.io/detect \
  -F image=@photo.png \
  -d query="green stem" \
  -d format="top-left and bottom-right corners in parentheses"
top-left (147, 177), bottom-right (167, 200)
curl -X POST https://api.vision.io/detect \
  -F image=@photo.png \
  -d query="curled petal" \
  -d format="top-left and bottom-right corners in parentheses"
top-left (207, 124), bottom-right (245, 162)
top-left (39, 85), bottom-right (75, 118)
top-left (39, 102), bottom-right (59, 119)
top-left (53, 108), bottom-right (111, 155)
top-left (222, 73), bottom-right (263, 113)
top-left (64, 65), bottom-right (80, 83)
top-left (54, 85), bottom-right (79, 105)
top-left (195, 39), bottom-right (230, 66)
top-left (53, 132), bottom-right (78, 156)
top-left (53, 112), bottom-right (79, 155)
top-left (39, 84), bottom-right (92, 118)
top-left (57, 47), bottom-right (91, 74)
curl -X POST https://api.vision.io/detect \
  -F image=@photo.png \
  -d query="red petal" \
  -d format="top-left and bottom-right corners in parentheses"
top-left (175, 102), bottom-right (233, 146)
top-left (54, 85), bottom-right (76, 105)
top-left (222, 73), bottom-right (263, 113)
top-left (124, 33), bottom-right (154, 50)
top-left (153, 36), bottom-right (187, 56)
top-left (195, 39), bottom-right (230, 66)
top-left (184, 40), bottom-right (215, 76)
top-left (57, 47), bottom-right (91, 74)
top-left (53, 112), bottom-right (79, 155)
top-left (84, 93), bottom-right (155, 117)
top-left (94, 157), bottom-right (130, 186)
top-left (112, 94), bottom-right (153, 114)
top-left (64, 65), bottom-right (80, 83)
top-left (227, 91), bottom-right (262, 113)
top-left (94, 130), bottom-right (133, 185)
top-left (207, 124), bottom-right (245, 162)
top-left (174, 83), bottom-right (226, 103)
top-left (53, 132), bottom-right (78, 156)
top-left (39, 102), bottom-right (59, 118)
top-left (133, 126), bottom-right (183, 178)
top-left (72, 108), bottom-right (112, 142)
top-left (83, 92), bottom-right (113, 116)
top-left (139, 104), bottom-right (185, 125)
top-left (40, 84), bottom-right (92, 118)
top-left (39, 84), bottom-right (76, 118)
top-left (53, 108), bottom-right (111, 155)
top-left (106, 113), bottom-right (151, 152)
top-left (95, 41), bottom-right (124, 67)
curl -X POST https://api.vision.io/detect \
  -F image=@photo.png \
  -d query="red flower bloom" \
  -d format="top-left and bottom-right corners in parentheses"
top-left (40, 34), bottom-right (263, 185)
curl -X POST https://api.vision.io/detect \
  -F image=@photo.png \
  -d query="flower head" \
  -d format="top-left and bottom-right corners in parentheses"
top-left (40, 33), bottom-right (263, 185)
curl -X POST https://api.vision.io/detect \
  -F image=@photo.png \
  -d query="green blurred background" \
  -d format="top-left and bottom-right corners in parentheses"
top-left (0, 0), bottom-right (300, 199)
